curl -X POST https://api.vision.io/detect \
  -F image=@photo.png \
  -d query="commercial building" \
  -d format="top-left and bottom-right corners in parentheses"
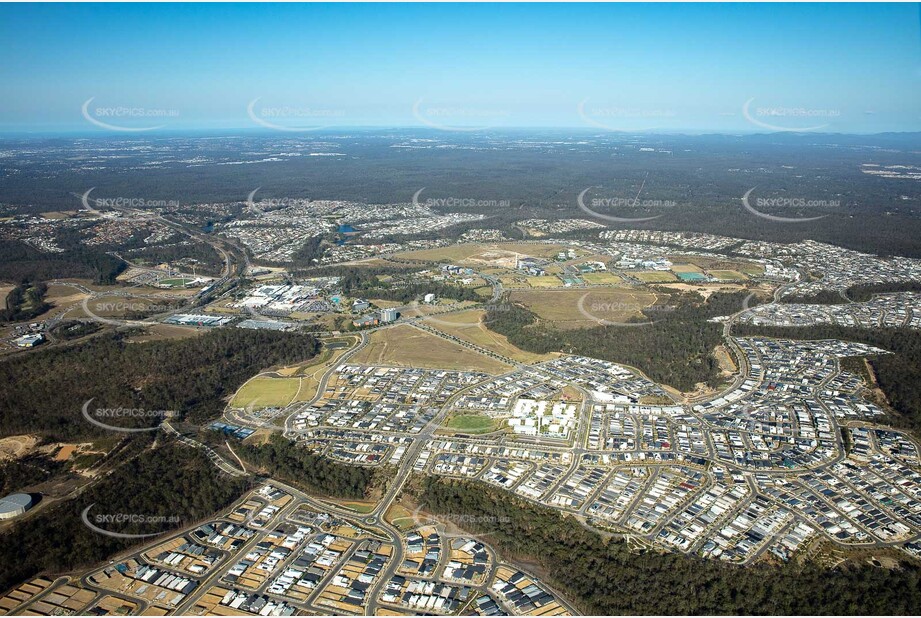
top-left (13, 333), bottom-right (43, 348)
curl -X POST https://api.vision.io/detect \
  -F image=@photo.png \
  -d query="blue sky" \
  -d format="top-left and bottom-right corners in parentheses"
top-left (1, 2), bottom-right (919, 133)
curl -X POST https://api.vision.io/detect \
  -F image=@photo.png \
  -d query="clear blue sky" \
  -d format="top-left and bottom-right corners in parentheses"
top-left (1, 2), bottom-right (919, 133)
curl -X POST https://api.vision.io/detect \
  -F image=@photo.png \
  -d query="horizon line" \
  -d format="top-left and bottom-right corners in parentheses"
top-left (1, 126), bottom-right (920, 139)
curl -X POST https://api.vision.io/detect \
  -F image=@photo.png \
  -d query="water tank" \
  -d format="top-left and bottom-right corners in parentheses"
top-left (0, 493), bottom-right (33, 520)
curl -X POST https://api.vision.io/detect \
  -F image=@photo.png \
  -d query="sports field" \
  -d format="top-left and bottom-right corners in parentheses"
top-left (443, 414), bottom-right (499, 434)
top-left (159, 277), bottom-right (196, 287)
top-left (350, 324), bottom-right (512, 373)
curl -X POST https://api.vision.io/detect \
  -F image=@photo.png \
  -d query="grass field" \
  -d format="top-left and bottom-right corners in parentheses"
top-left (350, 324), bottom-right (512, 373)
top-left (159, 277), bottom-right (196, 287)
top-left (369, 299), bottom-right (403, 309)
top-left (498, 276), bottom-right (529, 289)
top-left (581, 272), bottom-right (625, 285)
top-left (709, 269), bottom-right (748, 281)
top-left (633, 271), bottom-right (678, 283)
top-left (385, 504), bottom-right (417, 531)
top-left (393, 244), bottom-right (489, 263)
top-left (336, 500), bottom-right (376, 514)
top-left (43, 284), bottom-right (89, 317)
top-left (738, 263), bottom-right (765, 276)
top-left (231, 376), bottom-right (301, 408)
top-left (668, 254), bottom-right (765, 276)
top-left (670, 263), bottom-right (705, 274)
top-left (443, 414), bottom-right (499, 434)
top-left (398, 299), bottom-right (478, 319)
top-left (495, 242), bottom-right (580, 258)
top-left (525, 276), bottom-right (560, 288)
top-left (264, 336), bottom-right (360, 401)
top-left (422, 309), bottom-right (557, 363)
top-left (393, 242), bottom-right (579, 264)
top-left (509, 288), bottom-right (658, 329)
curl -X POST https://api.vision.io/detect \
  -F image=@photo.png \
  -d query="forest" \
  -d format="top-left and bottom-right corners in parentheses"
top-left (484, 291), bottom-right (753, 391)
top-left (416, 476), bottom-right (921, 615)
top-left (0, 452), bottom-right (67, 496)
top-left (846, 281), bottom-right (921, 302)
top-left (0, 239), bottom-right (125, 285)
top-left (0, 329), bottom-right (321, 440)
top-left (239, 434), bottom-right (379, 499)
top-left (0, 440), bottom-right (249, 595)
top-left (779, 283), bottom-right (921, 305)
top-left (122, 241), bottom-right (225, 276)
top-left (0, 281), bottom-right (49, 323)
top-left (5, 132), bottom-right (921, 258)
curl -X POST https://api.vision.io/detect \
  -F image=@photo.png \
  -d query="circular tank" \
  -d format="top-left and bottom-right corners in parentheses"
top-left (0, 493), bottom-right (33, 520)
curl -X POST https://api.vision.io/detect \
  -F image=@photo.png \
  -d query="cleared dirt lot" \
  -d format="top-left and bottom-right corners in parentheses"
top-left (0, 435), bottom-right (40, 462)
top-left (422, 309), bottom-right (557, 363)
top-left (393, 242), bottom-right (581, 264)
top-left (509, 288), bottom-right (660, 329)
top-left (350, 324), bottom-right (512, 374)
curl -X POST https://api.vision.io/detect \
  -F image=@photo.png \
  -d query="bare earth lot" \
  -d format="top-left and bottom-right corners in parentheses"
top-left (350, 324), bottom-right (512, 374)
